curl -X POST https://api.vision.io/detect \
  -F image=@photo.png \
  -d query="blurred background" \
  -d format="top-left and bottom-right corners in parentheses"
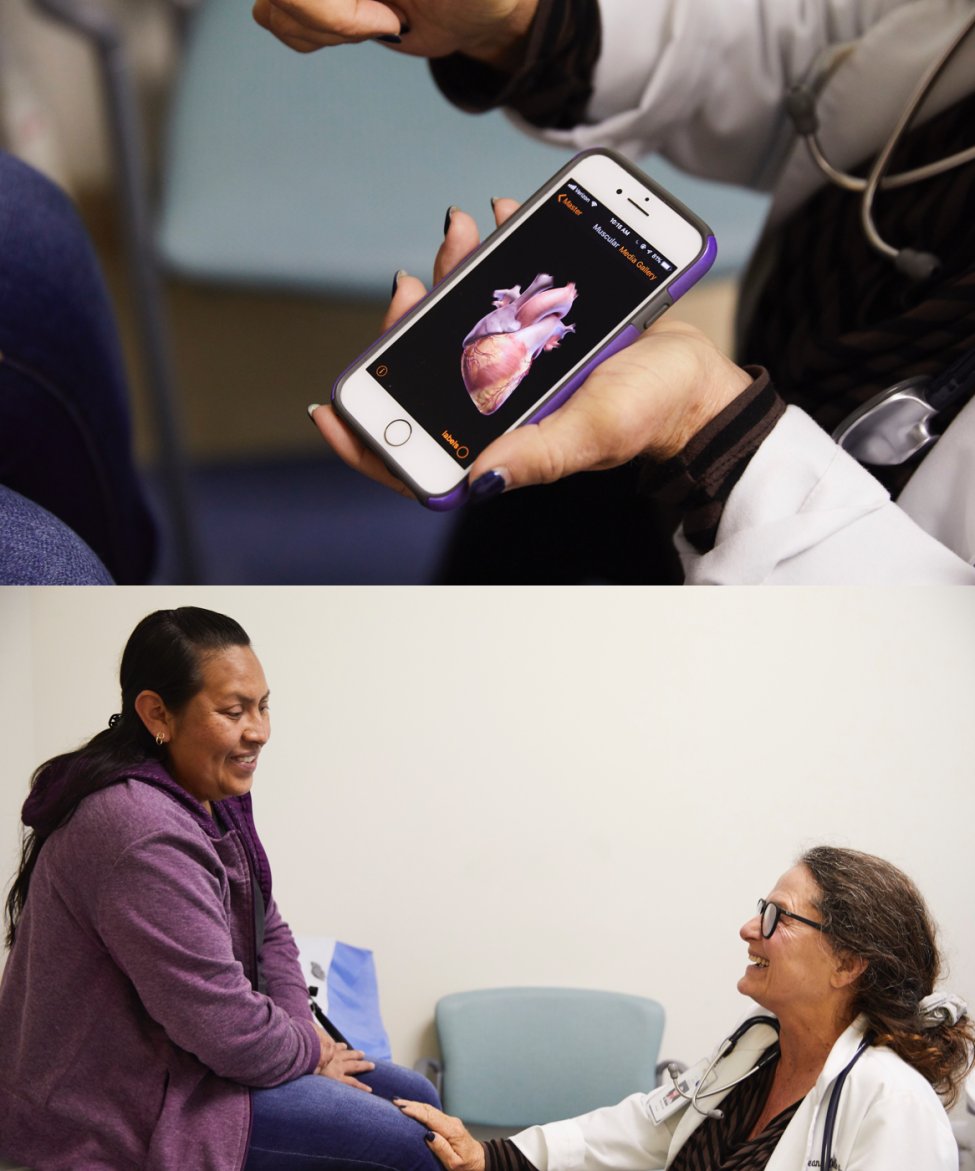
top-left (1, 0), bottom-right (770, 583)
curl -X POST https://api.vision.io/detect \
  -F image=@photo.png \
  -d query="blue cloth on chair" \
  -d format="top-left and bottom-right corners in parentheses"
top-left (295, 937), bottom-right (392, 1060)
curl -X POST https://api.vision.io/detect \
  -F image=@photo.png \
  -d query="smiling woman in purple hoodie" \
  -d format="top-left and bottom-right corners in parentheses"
top-left (0, 607), bottom-right (441, 1171)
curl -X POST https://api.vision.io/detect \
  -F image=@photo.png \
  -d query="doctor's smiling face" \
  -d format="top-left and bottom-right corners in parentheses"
top-left (738, 864), bottom-right (864, 1030)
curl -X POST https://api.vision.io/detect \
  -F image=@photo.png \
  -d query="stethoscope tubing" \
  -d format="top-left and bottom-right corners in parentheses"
top-left (675, 1018), bottom-right (871, 1167)
top-left (789, 6), bottom-right (975, 280)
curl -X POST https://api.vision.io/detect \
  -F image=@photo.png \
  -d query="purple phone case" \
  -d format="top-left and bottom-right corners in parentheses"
top-left (332, 150), bottom-right (717, 512)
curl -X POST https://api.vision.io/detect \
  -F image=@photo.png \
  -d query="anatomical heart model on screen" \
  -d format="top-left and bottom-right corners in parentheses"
top-left (461, 274), bottom-right (578, 415)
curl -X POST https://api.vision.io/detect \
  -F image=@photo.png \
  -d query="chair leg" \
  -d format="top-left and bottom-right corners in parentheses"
top-left (32, 0), bottom-right (203, 582)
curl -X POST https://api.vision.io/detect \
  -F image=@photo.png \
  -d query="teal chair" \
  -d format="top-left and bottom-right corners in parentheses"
top-left (421, 987), bottom-right (670, 1130)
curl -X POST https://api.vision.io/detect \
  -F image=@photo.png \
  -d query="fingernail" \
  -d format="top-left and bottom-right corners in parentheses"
top-left (375, 34), bottom-right (402, 43)
top-left (444, 206), bottom-right (458, 236)
top-left (391, 268), bottom-right (406, 299)
top-left (307, 403), bottom-right (321, 419)
top-left (490, 196), bottom-right (500, 211)
top-left (425, 1132), bottom-right (435, 1143)
top-left (469, 469), bottom-right (507, 502)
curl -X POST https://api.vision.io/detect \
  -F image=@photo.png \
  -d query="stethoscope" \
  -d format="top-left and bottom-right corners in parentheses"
top-left (783, 9), bottom-right (975, 464)
top-left (666, 1017), bottom-right (871, 1169)
top-left (785, 6), bottom-right (975, 282)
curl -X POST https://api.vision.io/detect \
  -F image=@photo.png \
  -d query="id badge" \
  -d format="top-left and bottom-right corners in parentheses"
top-left (645, 1059), bottom-right (709, 1125)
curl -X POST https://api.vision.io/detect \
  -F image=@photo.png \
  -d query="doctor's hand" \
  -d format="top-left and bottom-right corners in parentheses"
top-left (393, 1099), bottom-right (485, 1171)
top-left (307, 199), bottom-right (753, 503)
top-left (252, 0), bottom-right (538, 65)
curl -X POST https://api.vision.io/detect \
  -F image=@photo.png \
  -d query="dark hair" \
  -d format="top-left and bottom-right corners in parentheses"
top-left (4, 607), bottom-right (251, 948)
top-left (801, 845), bottom-right (974, 1105)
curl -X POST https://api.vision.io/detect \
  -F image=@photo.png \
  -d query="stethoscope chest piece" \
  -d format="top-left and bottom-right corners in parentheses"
top-left (833, 375), bottom-right (938, 465)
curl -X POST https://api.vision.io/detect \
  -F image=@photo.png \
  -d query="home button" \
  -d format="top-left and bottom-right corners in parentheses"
top-left (384, 419), bottom-right (412, 447)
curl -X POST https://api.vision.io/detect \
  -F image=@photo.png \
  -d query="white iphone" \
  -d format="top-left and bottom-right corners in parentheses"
top-left (332, 148), bottom-right (716, 510)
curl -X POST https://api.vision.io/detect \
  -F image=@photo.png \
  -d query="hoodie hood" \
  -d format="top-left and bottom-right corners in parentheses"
top-left (23, 756), bottom-right (273, 905)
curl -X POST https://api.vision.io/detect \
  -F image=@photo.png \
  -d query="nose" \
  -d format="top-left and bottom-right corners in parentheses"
top-left (740, 911), bottom-right (761, 943)
top-left (243, 710), bottom-right (270, 745)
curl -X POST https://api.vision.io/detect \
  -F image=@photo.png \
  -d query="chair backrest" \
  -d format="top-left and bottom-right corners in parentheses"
top-left (157, 0), bottom-right (769, 299)
top-left (436, 987), bottom-right (665, 1129)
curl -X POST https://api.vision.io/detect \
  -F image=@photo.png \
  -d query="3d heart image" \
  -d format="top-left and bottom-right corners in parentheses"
top-left (461, 274), bottom-right (578, 415)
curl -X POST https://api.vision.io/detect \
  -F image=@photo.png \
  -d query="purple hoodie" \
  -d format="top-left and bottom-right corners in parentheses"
top-left (0, 761), bottom-right (320, 1169)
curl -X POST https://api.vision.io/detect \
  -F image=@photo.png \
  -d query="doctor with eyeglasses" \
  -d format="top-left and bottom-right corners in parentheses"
top-left (397, 846), bottom-right (971, 1171)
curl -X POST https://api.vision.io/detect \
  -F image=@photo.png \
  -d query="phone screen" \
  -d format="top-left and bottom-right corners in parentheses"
top-left (366, 179), bottom-right (679, 469)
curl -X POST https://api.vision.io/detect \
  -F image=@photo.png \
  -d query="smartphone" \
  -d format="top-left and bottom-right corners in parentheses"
top-left (332, 148), bottom-right (716, 510)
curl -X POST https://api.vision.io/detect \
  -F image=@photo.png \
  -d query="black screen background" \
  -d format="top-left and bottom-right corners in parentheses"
top-left (368, 182), bottom-right (676, 468)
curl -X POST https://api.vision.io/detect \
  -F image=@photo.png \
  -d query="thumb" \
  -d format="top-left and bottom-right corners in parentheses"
top-left (466, 396), bottom-right (628, 500)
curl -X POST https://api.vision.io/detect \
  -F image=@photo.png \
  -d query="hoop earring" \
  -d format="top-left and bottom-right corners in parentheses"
top-left (155, 732), bottom-right (166, 747)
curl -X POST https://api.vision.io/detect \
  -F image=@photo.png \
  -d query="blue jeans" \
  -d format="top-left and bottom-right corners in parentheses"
top-left (0, 150), bottom-right (157, 583)
top-left (245, 1061), bottom-right (443, 1171)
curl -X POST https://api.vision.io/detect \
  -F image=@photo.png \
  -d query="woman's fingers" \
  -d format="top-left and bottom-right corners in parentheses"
top-left (388, 199), bottom-right (517, 328)
top-left (393, 1100), bottom-right (485, 1171)
top-left (434, 207), bottom-right (484, 285)
top-left (393, 1098), bottom-right (443, 1124)
top-left (491, 196), bottom-right (519, 227)
top-left (252, 0), bottom-right (403, 49)
top-left (383, 270), bottom-right (429, 331)
top-left (322, 1045), bottom-right (377, 1090)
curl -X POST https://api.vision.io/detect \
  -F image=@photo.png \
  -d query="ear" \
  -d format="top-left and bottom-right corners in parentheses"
top-left (134, 690), bottom-right (171, 744)
top-left (831, 949), bottom-right (868, 990)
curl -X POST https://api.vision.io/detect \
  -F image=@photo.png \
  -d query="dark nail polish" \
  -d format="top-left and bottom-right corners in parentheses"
top-left (469, 470), bottom-right (506, 503)
top-left (375, 33), bottom-right (402, 43)
top-left (443, 206), bottom-right (457, 236)
top-left (391, 270), bottom-right (402, 299)
top-left (425, 1132), bottom-right (435, 1143)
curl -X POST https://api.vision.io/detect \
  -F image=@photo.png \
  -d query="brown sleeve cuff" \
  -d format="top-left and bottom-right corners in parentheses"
top-left (483, 1139), bottom-right (540, 1171)
top-left (642, 368), bottom-right (786, 554)
top-left (429, 0), bottom-right (600, 130)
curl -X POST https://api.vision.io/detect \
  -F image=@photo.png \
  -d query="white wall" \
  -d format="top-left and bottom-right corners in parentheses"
top-left (2, 587), bottom-right (973, 1070)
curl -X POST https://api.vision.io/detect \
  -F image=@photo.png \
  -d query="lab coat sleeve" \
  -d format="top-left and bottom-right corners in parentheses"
top-left (844, 1087), bottom-right (959, 1170)
top-left (511, 1093), bottom-right (675, 1171)
top-left (676, 407), bottom-right (975, 583)
top-left (522, 0), bottom-right (916, 186)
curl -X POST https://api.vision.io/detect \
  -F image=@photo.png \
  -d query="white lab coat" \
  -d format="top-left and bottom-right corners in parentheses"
top-left (525, 0), bottom-right (975, 582)
top-left (510, 1012), bottom-right (958, 1170)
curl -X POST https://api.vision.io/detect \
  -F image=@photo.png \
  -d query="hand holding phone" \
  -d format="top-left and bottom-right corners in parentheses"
top-left (313, 297), bottom-right (751, 505)
top-left (314, 199), bottom-right (750, 502)
top-left (320, 155), bottom-right (751, 503)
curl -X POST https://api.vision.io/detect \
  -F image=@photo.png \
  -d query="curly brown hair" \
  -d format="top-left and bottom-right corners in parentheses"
top-left (801, 846), bottom-right (973, 1106)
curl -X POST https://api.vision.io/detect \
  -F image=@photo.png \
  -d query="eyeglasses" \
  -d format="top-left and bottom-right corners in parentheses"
top-left (757, 898), bottom-right (825, 939)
